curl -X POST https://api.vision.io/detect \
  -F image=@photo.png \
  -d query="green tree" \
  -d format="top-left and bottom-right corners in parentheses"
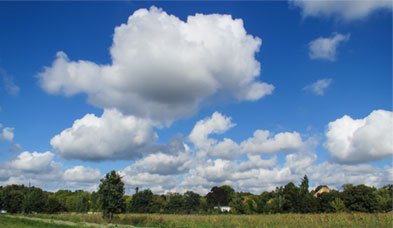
top-left (149, 195), bottom-right (165, 213)
top-left (2, 185), bottom-right (25, 213)
top-left (206, 185), bottom-right (234, 206)
top-left (342, 184), bottom-right (378, 212)
top-left (183, 191), bottom-right (201, 213)
top-left (22, 187), bottom-right (47, 213)
top-left (3, 190), bottom-right (24, 213)
top-left (98, 170), bottom-right (125, 220)
top-left (375, 185), bottom-right (393, 212)
top-left (54, 189), bottom-right (73, 212)
top-left (46, 195), bottom-right (62, 213)
top-left (89, 191), bottom-right (101, 212)
top-left (329, 197), bottom-right (347, 212)
top-left (129, 189), bottom-right (153, 213)
top-left (298, 175), bottom-right (316, 213)
top-left (71, 191), bottom-right (90, 212)
top-left (282, 182), bottom-right (299, 213)
top-left (0, 186), bottom-right (3, 211)
top-left (316, 190), bottom-right (340, 213)
top-left (229, 198), bottom-right (247, 214)
top-left (165, 192), bottom-right (184, 213)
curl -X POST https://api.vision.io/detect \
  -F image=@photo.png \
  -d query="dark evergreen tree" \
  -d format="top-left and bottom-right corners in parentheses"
top-left (98, 170), bottom-right (125, 220)
top-left (282, 182), bottom-right (299, 213)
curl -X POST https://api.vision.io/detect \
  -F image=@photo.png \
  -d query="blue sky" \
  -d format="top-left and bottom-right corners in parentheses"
top-left (0, 1), bottom-right (391, 194)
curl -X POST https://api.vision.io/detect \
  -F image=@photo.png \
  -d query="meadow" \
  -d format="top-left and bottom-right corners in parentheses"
top-left (2, 212), bottom-right (391, 228)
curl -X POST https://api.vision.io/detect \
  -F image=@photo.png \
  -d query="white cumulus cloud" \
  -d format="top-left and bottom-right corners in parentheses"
top-left (10, 151), bottom-right (57, 173)
top-left (241, 130), bottom-right (304, 154)
top-left (303, 78), bottom-right (332, 95)
top-left (38, 6), bottom-right (274, 123)
top-left (309, 33), bottom-right (350, 61)
top-left (124, 151), bottom-right (193, 176)
top-left (324, 109), bottom-right (393, 164)
top-left (51, 109), bottom-right (157, 161)
top-left (188, 112), bottom-right (236, 150)
top-left (290, 0), bottom-right (392, 22)
top-left (63, 166), bottom-right (101, 183)
top-left (0, 125), bottom-right (14, 141)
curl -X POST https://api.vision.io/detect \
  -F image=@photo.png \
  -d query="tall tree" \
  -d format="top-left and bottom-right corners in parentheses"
top-left (282, 182), bottom-right (299, 213)
top-left (98, 170), bottom-right (125, 220)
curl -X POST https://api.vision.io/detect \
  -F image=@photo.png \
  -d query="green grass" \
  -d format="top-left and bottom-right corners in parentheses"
top-left (25, 212), bottom-right (393, 228)
top-left (0, 215), bottom-right (80, 228)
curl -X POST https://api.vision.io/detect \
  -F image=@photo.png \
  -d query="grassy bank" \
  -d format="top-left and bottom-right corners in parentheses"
top-left (26, 212), bottom-right (392, 228)
top-left (0, 215), bottom-right (81, 228)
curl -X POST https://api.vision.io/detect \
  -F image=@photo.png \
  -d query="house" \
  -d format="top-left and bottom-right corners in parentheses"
top-left (314, 186), bottom-right (330, 198)
top-left (214, 206), bottom-right (231, 212)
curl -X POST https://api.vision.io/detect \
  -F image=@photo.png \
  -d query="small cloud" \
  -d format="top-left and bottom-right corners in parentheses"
top-left (303, 78), bottom-right (332, 95)
top-left (309, 33), bottom-right (350, 61)
top-left (0, 69), bottom-right (20, 96)
top-left (290, 0), bottom-right (392, 22)
top-left (10, 144), bottom-right (23, 153)
top-left (0, 125), bottom-right (14, 141)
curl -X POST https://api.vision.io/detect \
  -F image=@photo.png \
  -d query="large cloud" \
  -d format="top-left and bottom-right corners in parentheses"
top-left (10, 151), bottom-right (57, 173)
top-left (51, 109), bottom-right (157, 161)
top-left (324, 109), bottom-right (393, 164)
top-left (0, 151), bottom-right (102, 191)
top-left (290, 0), bottom-right (392, 21)
top-left (188, 112), bottom-right (307, 160)
top-left (51, 108), bottom-right (187, 161)
top-left (0, 151), bottom-right (64, 189)
top-left (38, 6), bottom-right (274, 123)
top-left (308, 33), bottom-right (350, 61)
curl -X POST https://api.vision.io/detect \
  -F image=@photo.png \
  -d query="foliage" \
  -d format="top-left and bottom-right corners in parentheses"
top-left (329, 197), bottom-right (347, 212)
top-left (183, 191), bottom-right (201, 214)
top-left (342, 184), bottom-right (378, 212)
top-left (129, 189), bottom-right (153, 213)
top-left (206, 185), bottom-right (234, 206)
top-left (46, 195), bottom-right (62, 214)
top-left (0, 175), bottom-right (391, 215)
top-left (22, 187), bottom-right (47, 213)
top-left (375, 184), bottom-right (393, 212)
top-left (97, 170), bottom-right (125, 220)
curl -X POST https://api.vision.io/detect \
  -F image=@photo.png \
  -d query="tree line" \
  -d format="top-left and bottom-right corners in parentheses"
top-left (0, 172), bottom-right (391, 217)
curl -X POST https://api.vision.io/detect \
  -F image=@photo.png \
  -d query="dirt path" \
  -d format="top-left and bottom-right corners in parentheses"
top-left (5, 215), bottom-right (137, 228)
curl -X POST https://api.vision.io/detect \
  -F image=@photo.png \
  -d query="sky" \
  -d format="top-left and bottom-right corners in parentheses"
top-left (0, 1), bottom-right (392, 195)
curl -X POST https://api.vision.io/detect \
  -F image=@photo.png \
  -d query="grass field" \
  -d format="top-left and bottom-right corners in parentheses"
top-left (0, 215), bottom-right (82, 228)
top-left (6, 212), bottom-right (390, 228)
